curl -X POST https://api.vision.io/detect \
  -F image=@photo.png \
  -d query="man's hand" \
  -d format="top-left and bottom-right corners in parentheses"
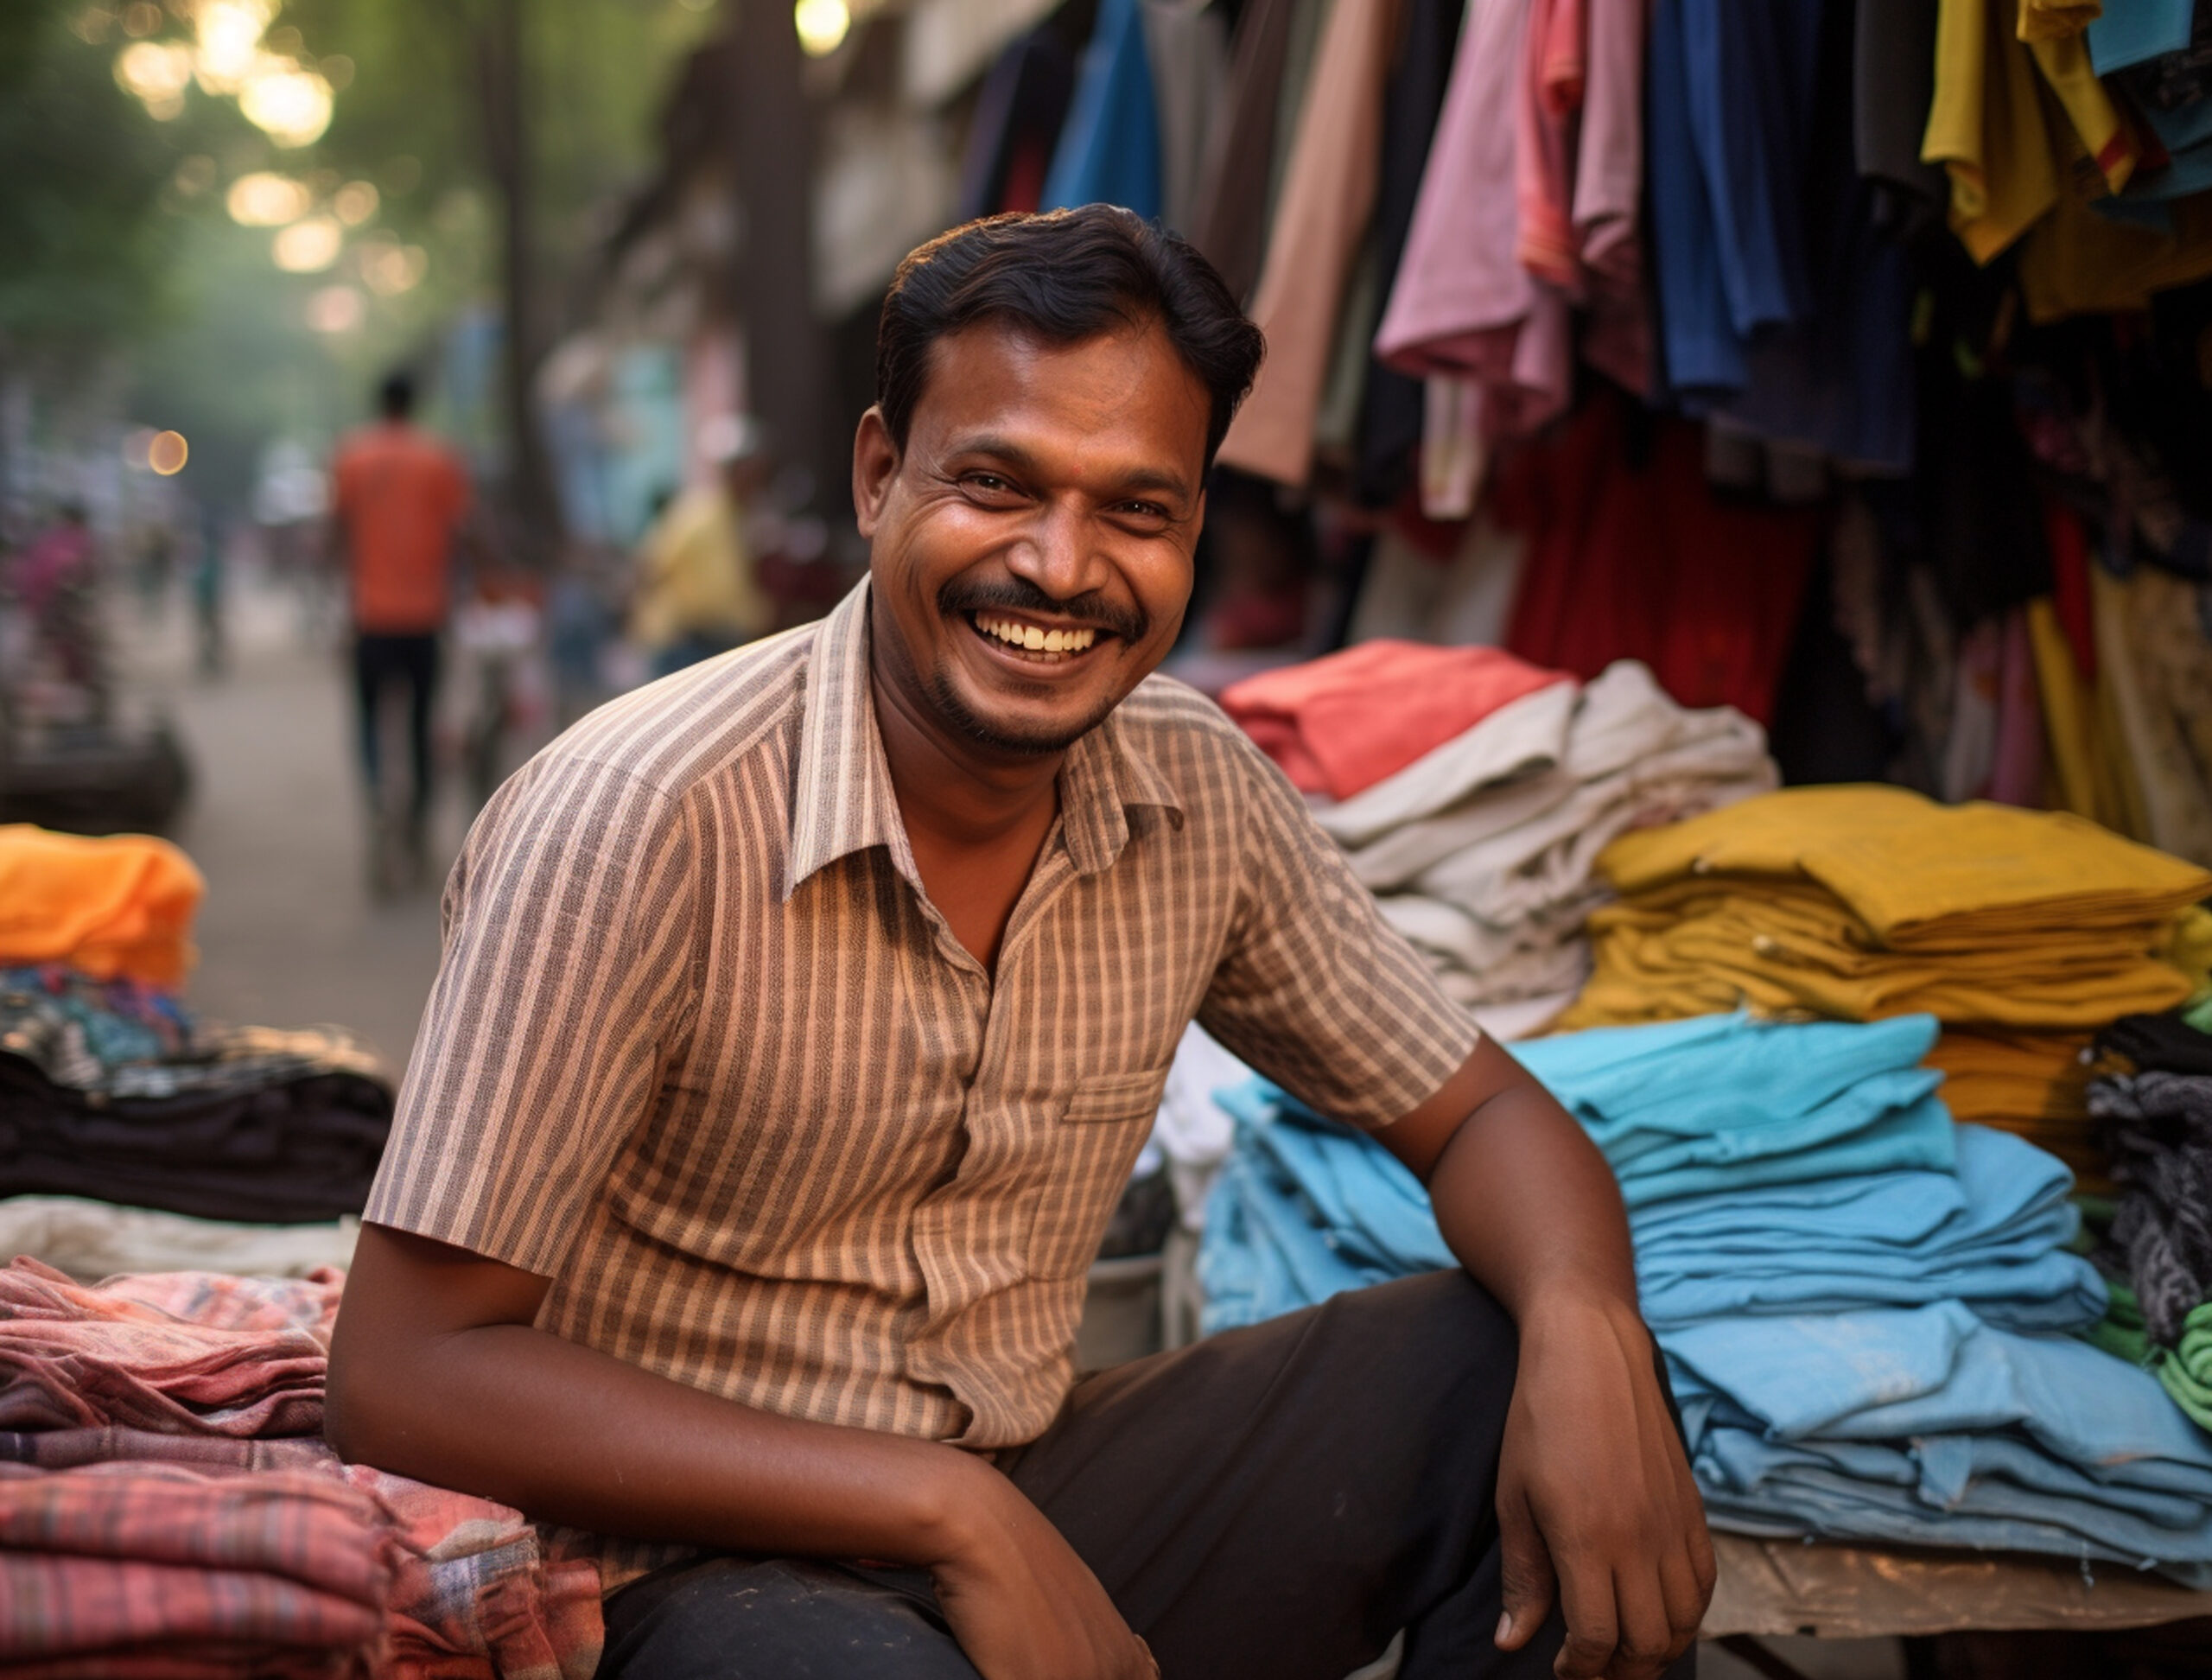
top-left (1492, 1289), bottom-right (1713, 1679)
top-left (927, 1460), bottom-right (1159, 1680)
top-left (1376, 1040), bottom-right (1716, 1680)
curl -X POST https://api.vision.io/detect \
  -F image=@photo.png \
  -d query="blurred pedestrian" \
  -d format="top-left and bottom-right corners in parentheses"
top-left (191, 506), bottom-right (226, 679)
top-left (328, 371), bottom-right (477, 890)
top-left (9, 504), bottom-right (109, 720)
top-left (628, 415), bottom-right (773, 677)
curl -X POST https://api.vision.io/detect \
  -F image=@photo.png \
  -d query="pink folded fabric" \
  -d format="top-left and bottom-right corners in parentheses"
top-left (0, 1460), bottom-right (394, 1676)
top-left (1221, 641), bottom-right (1573, 799)
top-left (0, 1261), bottom-right (607, 1680)
top-left (0, 1261), bottom-right (335, 1436)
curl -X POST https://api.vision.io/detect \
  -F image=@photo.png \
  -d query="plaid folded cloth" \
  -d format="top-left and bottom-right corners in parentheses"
top-left (0, 1460), bottom-right (393, 1677)
top-left (0, 1261), bottom-right (603, 1679)
top-left (0, 1261), bottom-right (337, 1435)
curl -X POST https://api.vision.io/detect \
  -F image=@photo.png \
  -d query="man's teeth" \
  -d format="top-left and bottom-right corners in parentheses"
top-left (975, 614), bottom-right (1099, 654)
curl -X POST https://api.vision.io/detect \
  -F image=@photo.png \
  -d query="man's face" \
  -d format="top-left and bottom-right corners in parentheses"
top-left (855, 318), bottom-right (1210, 760)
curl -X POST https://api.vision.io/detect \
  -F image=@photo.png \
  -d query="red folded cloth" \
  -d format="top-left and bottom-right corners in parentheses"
top-left (0, 1261), bottom-right (336, 1436)
top-left (0, 1258), bottom-right (606, 1680)
top-left (0, 1460), bottom-right (394, 1677)
top-left (1220, 641), bottom-right (1572, 799)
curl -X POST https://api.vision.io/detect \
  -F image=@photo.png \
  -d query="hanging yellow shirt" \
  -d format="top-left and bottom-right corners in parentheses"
top-left (1926, 0), bottom-right (2063, 262)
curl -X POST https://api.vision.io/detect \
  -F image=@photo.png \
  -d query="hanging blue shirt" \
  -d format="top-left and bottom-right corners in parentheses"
top-left (1039, 0), bottom-right (1164, 220)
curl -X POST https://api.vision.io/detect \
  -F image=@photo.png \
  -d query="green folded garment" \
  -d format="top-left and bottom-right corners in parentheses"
top-left (2086, 1276), bottom-right (2212, 1433)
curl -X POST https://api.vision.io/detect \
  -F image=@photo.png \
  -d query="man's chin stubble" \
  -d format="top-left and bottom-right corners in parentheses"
top-left (927, 665), bottom-right (1118, 758)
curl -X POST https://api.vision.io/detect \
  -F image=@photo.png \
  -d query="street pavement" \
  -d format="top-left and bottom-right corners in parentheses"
top-left (126, 581), bottom-right (458, 1079)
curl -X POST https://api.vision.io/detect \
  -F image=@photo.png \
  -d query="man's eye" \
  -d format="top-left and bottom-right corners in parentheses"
top-left (966, 474), bottom-right (1014, 494)
top-left (1118, 500), bottom-right (1170, 521)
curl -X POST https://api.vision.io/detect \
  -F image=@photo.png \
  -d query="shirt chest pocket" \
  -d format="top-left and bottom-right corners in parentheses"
top-left (1022, 1068), bottom-right (1170, 1282)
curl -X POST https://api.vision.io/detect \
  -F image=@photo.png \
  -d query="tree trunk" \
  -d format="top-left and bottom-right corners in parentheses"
top-left (729, 0), bottom-right (840, 518)
top-left (474, 0), bottom-right (563, 561)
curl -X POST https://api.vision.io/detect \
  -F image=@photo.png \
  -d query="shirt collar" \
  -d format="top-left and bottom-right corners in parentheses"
top-left (783, 580), bottom-right (1185, 898)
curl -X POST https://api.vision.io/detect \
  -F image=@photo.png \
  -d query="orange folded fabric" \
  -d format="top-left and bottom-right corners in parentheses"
top-left (1221, 641), bottom-right (1572, 799)
top-left (0, 825), bottom-right (203, 989)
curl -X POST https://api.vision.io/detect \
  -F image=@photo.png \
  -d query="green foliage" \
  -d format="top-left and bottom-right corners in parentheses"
top-left (7, 0), bottom-right (723, 512)
top-left (0, 1), bottom-right (187, 355)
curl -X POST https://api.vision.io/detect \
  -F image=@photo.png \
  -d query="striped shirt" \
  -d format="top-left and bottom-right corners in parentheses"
top-left (364, 581), bottom-right (1480, 1584)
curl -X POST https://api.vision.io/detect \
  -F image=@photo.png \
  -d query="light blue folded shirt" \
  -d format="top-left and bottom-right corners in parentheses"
top-left (1193, 1014), bottom-right (2205, 1579)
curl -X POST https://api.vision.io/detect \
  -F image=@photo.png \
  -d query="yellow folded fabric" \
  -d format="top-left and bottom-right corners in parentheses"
top-left (0, 824), bottom-right (203, 988)
top-left (1594, 786), bottom-right (2211, 945)
top-left (2169, 906), bottom-right (2212, 1000)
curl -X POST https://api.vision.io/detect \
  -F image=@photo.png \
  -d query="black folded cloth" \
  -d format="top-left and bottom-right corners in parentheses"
top-left (0, 1023), bottom-right (393, 1225)
top-left (2095, 1011), bottom-right (2212, 1078)
top-left (2089, 1068), bottom-right (2212, 1346)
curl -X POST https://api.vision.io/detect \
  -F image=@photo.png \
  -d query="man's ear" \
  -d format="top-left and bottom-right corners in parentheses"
top-left (852, 406), bottom-right (899, 538)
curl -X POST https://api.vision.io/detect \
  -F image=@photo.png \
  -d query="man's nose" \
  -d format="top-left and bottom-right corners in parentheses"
top-left (1006, 499), bottom-right (1110, 603)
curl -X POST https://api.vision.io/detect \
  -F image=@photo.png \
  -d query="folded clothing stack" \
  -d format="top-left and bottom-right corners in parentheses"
top-left (2088, 1007), bottom-right (2212, 1431)
top-left (1225, 646), bottom-right (1775, 1040)
top-left (1, 968), bottom-right (393, 1224)
top-left (1197, 1015), bottom-right (2212, 1582)
top-left (0, 824), bottom-right (203, 989)
top-left (0, 1259), bottom-right (603, 1678)
top-left (1559, 785), bottom-right (2212, 1189)
top-left (0, 1458), bottom-right (397, 1679)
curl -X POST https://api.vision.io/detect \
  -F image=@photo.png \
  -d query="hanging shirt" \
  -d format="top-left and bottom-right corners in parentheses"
top-left (1374, 0), bottom-right (1572, 439)
top-left (1923, 0), bottom-right (2063, 261)
top-left (1214, 0), bottom-right (1402, 487)
top-left (1185, 0), bottom-right (1301, 299)
top-left (1040, 0), bottom-right (1164, 218)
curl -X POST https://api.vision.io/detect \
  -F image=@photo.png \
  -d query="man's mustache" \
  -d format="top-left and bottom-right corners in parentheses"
top-left (939, 576), bottom-right (1149, 646)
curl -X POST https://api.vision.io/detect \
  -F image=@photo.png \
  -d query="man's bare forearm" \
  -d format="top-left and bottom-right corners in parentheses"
top-left (325, 1224), bottom-right (993, 1566)
top-left (1376, 1037), bottom-right (1639, 1320)
top-left (1433, 1082), bottom-right (1638, 1318)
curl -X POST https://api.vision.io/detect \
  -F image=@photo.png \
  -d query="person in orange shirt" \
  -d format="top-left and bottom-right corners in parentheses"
top-left (328, 372), bottom-right (476, 880)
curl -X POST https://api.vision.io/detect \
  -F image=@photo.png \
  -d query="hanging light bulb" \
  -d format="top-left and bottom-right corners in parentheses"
top-left (794, 0), bottom-right (849, 56)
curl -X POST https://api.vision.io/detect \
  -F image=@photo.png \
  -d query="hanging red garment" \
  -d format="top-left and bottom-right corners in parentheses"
top-left (1496, 392), bottom-right (1819, 723)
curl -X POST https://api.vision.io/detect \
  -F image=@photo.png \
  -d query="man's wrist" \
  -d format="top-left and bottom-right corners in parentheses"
top-left (903, 1442), bottom-right (1007, 1569)
top-left (1511, 1272), bottom-right (1646, 1340)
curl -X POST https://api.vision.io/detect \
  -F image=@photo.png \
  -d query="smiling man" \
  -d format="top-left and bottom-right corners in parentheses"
top-left (327, 208), bottom-right (1711, 1680)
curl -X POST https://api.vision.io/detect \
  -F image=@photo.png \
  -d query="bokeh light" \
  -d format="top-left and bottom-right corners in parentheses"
top-left (238, 64), bottom-right (334, 148)
top-left (114, 40), bottom-right (194, 118)
top-left (331, 181), bottom-right (380, 226)
top-left (795, 0), bottom-right (850, 57)
top-left (172, 155), bottom-right (219, 198)
top-left (147, 430), bottom-right (189, 476)
top-left (226, 171), bottom-right (312, 227)
top-left (306, 285), bottom-right (365, 334)
top-left (358, 235), bottom-right (429, 296)
top-left (272, 216), bottom-right (343, 273)
top-left (193, 0), bottom-right (274, 95)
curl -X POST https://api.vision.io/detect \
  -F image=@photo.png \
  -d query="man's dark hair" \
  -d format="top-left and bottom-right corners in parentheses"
top-left (378, 371), bottom-right (416, 420)
top-left (876, 206), bottom-right (1265, 467)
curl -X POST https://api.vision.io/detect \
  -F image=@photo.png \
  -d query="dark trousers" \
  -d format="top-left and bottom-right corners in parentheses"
top-left (353, 632), bottom-right (439, 825)
top-left (596, 1271), bottom-right (1695, 1680)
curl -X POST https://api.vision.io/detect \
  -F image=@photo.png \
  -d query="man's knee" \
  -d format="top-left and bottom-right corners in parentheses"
top-left (597, 1556), bottom-right (982, 1680)
top-left (1307, 1270), bottom-right (1519, 1392)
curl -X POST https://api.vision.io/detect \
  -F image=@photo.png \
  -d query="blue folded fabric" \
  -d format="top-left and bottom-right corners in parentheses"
top-left (1666, 1303), bottom-right (2212, 1581)
top-left (1631, 1123), bottom-right (2107, 1332)
top-left (1192, 1012), bottom-right (2208, 1579)
top-left (1510, 1013), bottom-right (1955, 1206)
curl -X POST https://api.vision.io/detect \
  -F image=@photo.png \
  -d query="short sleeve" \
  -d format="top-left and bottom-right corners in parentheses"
top-left (363, 750), bottom-right (700, 1276)
top-left (442, 451), bottom-right (471, 525)
top-left (1197, 733), bottom-right (1483, 1130)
